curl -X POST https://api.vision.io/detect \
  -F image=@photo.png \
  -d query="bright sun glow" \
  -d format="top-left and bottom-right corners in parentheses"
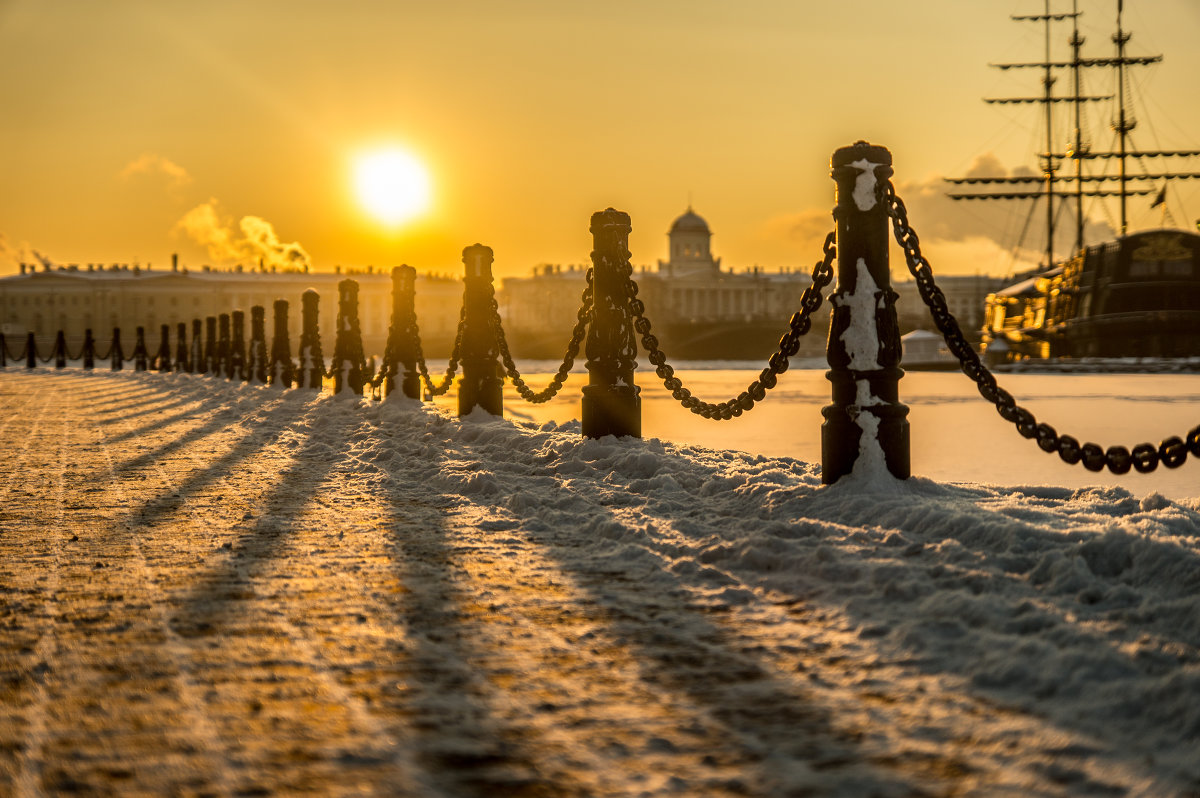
top-left (353, 148), bottom-right (432, 227)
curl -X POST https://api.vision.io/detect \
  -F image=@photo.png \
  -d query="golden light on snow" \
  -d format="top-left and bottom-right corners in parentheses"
top-left (353, 147), bottom-right (432, 227)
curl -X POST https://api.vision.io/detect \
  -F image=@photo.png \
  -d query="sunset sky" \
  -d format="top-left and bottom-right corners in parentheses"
top-left (2, 0), bottom-right (1198, 280)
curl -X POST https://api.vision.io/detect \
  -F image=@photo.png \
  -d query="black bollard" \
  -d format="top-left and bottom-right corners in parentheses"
top-left (156, 324), bottom-right (172, 372)
top-left (297, 289), bottom-right (326, 389)
top-left (111, 327), bottom-right (124, 371)
top-left (246, 305), bottom-right (268, 384)
top-left (382, 265), bottom-right (421, 400)
top-left (582, 209), bottom-right (641, 438)
top-left (133, 326), bottom-right (149, 371)
top-left (202, 316), bottom-right (217, 375)
top-left (190, 319), bottom-right (203, 374)
top-left (82, 329), bottom-right (95, 370)
top-left (821, 141), bottom-right (910, 483)
top-left (0, 333), bottom-right (6, 368)
top-left (26, 332), bottom-right (36, 369)
top-left (175, 322), bottom-right (189, 372)
top-left (215, 313), bottom-right (231, 378)
top-left (268, 299), bottom-right (295, 387)
top-left (330, 279), bottom-right (368, 396)
top-left (54, 330), bottom-right (67, 369)
top-left (228, 310), bottom-right (246, 380)
top-left (457, 245), bottom-right (504, 417)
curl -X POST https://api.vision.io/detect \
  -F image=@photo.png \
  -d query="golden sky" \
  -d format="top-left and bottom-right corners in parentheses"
top-left (2, 0), bottom-right (1198, 279)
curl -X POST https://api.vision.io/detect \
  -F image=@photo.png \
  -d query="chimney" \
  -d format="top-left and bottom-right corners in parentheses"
top-left (19, 263), bottom-right (26, 275)
top-left (172, 253), bottom-right (178, 272)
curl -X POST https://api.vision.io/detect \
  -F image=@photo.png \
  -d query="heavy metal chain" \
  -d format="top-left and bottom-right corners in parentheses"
top-left (414, 305), bottom-right (466, 397)
top-left (490, 270), bottom-right (594, 404)
top-left (625, 231), bottom-right (837, 420)
top-left (3, 336), bottom-right (27, 362)
top-left (886, 181), bottom-right (1200, 474)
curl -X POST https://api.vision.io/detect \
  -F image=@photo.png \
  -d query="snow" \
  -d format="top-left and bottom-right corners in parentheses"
top-left (848, 158), bottom-right (880, 212)
top-left (1, 366), bottom-right (1198, 796)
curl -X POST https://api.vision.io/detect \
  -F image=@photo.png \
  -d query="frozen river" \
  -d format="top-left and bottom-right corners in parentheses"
top-left (434, 360), bottom-right (1200, 500)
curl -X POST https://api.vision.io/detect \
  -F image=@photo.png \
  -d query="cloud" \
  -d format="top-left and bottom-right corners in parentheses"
top-left (174, 199), bottom-right (311, 272)
top-left (759, 153), bottom-right (1116, 277)
top-left (121, 153), bottom-right (192, 190)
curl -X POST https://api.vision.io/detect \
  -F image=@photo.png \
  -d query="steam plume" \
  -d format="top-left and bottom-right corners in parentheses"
top-left (175, 199), bottom-right (311, 271)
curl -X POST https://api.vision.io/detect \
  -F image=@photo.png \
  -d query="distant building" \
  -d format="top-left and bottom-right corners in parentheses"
top-left (0, 257), bottom-right (465, 357)
top-left (892, 274), bottom-right (1006, 338)
top-left (501, 208), bottom-right (826, 359)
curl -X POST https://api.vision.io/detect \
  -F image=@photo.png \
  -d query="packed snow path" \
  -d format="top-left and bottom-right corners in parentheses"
top-left (0, 371), bottom-right (1197, 797)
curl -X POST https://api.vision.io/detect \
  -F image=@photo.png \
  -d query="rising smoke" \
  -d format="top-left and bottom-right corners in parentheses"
top-left (174, 199), bottom-right (310, 272)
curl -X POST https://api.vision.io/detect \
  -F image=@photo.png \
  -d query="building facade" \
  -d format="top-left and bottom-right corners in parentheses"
top-left (0, 259), bottom-right (465, 358)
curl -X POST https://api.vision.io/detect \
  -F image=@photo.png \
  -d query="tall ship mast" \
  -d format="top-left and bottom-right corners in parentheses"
top-left (951, 0), bottom-right (1200, 363)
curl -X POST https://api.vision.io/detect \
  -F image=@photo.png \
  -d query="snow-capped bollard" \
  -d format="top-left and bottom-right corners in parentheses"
top-left (228, 310), bottom-right (246, 381)
top-left (54, 330), bottom-right (66, 369)
top-left (175, 322), bottom-right (189, 372)
top-left (133, 326), bottom-right (149, 371)
top-left (155, 324), bottom-right (172, 372)
top-left (582, 208), bottom-right (641, 439)
top-left (457, 245), bottom-right (504, 417)
top-left (82, 329), bottom-right (95, 370)
top-left (382, 265), bottom-right (421, 400)
top-left (297, 289), bottom-right (326, 390)
top-left (330, 279), bottom-right (367, 396)
top-left (201, 317), bottom-right (216, 375)
top-left (190, 319), bottom-right (204, 374)
top-left (269, 299), bottom-right (295, 387)
top-left (110, 327), bottom-right (124, 371)
top-left (25, 332), bottom-right (36, 369)
top-left (247, 305), bottom-right (268, 384)
top-left (215, 314), bottom-right (231, 378)
top-left (821, 141), bottom-right (910, 483)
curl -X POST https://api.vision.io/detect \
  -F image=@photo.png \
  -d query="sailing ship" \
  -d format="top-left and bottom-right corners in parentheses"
top-left (948, 1), bottom-right (1200, 362)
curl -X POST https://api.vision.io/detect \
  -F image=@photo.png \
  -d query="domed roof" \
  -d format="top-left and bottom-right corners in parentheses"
top-left (669, 207), bottom-right (710, 235)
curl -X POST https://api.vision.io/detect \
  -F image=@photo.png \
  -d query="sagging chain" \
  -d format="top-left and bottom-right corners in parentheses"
top-left (626, 231), bottom-right (837, 420)
top-left (3, 336), bottom-right (27, 362)
top-left (886, 181), bottom-right (1200, 474)
top-left (414, 305), bottom-right (466, 397)
top-left (490, 270), bottom-right (594, 404)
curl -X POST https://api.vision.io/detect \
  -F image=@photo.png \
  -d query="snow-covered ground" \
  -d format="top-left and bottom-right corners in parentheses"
top-left (1, 366), bottom-right (1198, 797)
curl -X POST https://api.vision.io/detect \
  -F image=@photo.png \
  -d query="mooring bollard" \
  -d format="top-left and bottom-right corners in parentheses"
top-left (175, 322), bottom-right (189, 372)
top-left (190, 319), bottom-right (204, 374)
top-left (54, 331), bottom-right (66, 369)
top-left (297, 289), bottom-right (325, 389)
top-left (81, 329), bottom-right (95, 370)
top-left (247, 305), bottom-right (268, 384)
top-left (269, 299), bottom-right (294, 387)
top-left (381, 265), bottom-right (421, 400)
top-left (156, 324), bottom-right (172, 372)
top-left (203, 316), bottom-right (217, 375)
top-left (215, 313), bottom-right (231, 378)
top-left (330, 279), bottom-right (367, 396)
top-left (111, 327), bottom-right (123, 371)
top-left (133, 327), bottom-right (149, 371)
top-left (457, 245), bottom-right (504, 417)
top-left (25, 332), bottom-right (36, 369)
top-left (821, 141), bottom-right (910, 483)
top-left (0, 333), bottom-right (6, 368)
top-left (228, 310), bottom-right (247, 380)
top-left (582, 209), bottom-right (641, 438)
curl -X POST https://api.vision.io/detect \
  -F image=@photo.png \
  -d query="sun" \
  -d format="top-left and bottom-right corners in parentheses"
top-left (353, 148), bottom-right (432, 227)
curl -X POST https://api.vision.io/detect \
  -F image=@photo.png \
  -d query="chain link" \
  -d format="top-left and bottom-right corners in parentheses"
top-left (414, 305), bottom-right (466, 397)
top-left (490, 270), bottom-right (593, 404)
top-left (885, 181), bottom-right (1200, 474)
top-left (624, 232), bottom-right (837, 420)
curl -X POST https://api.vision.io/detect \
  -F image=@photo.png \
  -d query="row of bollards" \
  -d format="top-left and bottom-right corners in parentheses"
top-left (0, 140), bottom-right (909, 484)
